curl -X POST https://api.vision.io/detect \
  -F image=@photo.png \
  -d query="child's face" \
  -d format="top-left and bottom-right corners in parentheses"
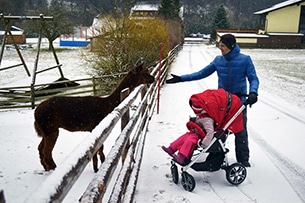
top-left (191, 103), bottom-right (204, 115)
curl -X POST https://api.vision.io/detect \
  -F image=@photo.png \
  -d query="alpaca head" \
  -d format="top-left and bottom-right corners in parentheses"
top-left (128, 63), bottom-right (155, 88)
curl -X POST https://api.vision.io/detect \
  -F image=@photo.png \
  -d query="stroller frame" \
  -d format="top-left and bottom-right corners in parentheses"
top-left (170, 105), bottom-right (247, 192)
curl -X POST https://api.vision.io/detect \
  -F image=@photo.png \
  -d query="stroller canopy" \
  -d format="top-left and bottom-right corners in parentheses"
top-left (189, 89), bottom-right (243, 133)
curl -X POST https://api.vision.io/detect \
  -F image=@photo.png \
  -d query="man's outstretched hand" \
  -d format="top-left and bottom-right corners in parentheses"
top-left (166, 74), bottom-right (182, 84)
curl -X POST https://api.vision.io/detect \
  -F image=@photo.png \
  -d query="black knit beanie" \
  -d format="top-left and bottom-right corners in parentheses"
top-left (220, 34), bottom-right (236, 49)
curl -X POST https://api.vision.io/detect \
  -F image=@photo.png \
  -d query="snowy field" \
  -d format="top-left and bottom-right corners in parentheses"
top-left (0, 38), bottom-right (92, 87)
top-left (0, 41), bottom-right (305, 202)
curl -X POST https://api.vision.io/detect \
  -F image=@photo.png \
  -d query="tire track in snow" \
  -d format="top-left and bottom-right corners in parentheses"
top-left (204, 179), bottom-right (226, 203)
top-left (197, 43), bottom-right (213, 64)
top-left (235, 187), bottom-right (257, 203)
top-left (250, 127), bottom-right (305, 202)
top-left (184, 42), bottom-right (211, 73)
top-left (183, 43), bottom-right (199, 72)
top-left (186, 43), bottom-right (211, 90)
top-left (259, 94), bottom-right (305, 125)
top-left (204, 172), bottom-right (257, 202)
top-left (188, 44), bottom-right (193, 70)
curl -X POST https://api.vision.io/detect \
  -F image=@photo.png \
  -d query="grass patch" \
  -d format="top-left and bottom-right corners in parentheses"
top-left (39, 47), bottom-right (77, 52)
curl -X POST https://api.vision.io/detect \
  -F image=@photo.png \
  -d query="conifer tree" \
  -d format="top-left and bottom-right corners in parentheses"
top-left (211, 4), bottom-right (230, 39)
top-left (158, 0), bottom-right (182, 20)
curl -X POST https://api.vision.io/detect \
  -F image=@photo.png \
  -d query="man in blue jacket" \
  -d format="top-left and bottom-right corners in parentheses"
top-left (166, 34), bottom-right (259, 167)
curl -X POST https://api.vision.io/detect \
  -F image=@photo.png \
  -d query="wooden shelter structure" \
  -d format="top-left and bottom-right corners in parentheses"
top-left (0, 14), bottom-right (65, 84)
top-left (0, 14), bottom-right (77, 108)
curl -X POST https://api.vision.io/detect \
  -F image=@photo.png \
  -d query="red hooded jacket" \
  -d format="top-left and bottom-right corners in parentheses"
top-left (189, 89), bottom-right (244, 133)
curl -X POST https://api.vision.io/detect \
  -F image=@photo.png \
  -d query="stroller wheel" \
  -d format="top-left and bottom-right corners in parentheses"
top-left (226, 163), bottom-right (247, 185)
top-left (181, 172), bottom-right (196, 192)
top-left (171, 163), bottom-right (179, 184)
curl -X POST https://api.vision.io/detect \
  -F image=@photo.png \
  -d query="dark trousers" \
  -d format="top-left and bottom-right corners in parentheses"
top-left (234, 107), bottom-right (249, 163)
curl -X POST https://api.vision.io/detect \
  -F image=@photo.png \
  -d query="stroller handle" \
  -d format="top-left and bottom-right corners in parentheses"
top-left (222, 104), bottom-right (246, 131)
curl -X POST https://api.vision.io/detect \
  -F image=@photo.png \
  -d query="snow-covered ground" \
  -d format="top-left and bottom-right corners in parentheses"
top-left (135, 43), bottom-right (305, 203)
top-left (1, 41), bottom-right (305, 202)
top-left (0, 38), bottom-right (92, 87)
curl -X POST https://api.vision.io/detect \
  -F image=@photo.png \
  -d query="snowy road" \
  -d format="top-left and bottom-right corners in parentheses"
top-left (134, 43), bottom-right (305, 203)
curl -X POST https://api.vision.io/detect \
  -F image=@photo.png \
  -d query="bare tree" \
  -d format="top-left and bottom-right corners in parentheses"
top-left (24, 3), bottom-right (74, 50)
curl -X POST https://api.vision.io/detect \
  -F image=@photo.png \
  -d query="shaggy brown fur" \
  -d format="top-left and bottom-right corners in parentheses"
top-left (34, 64), bottom-right (155, 172)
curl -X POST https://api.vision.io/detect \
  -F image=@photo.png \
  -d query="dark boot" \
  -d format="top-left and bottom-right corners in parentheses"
top-left (162, 146), bottom-right (175, 156)
top-left (172, 153), bottom-right (187, 165)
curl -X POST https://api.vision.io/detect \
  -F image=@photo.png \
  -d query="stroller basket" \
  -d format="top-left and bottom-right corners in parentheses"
top-left (191, 152), bottom-right (225, 172)
top-left (191, 137), bottom-right (228, 172)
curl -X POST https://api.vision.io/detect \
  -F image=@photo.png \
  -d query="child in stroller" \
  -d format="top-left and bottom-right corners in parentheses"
top-left (162, 98), bottom-right (215, 165)
top-left (162, 89), bottom-right (248, 191)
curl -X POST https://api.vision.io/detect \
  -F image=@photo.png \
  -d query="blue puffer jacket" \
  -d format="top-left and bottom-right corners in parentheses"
top-left (181, 44), bottom-right (259, 101)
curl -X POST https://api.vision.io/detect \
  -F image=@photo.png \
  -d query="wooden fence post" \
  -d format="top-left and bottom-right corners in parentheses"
top-left (157, 43), bottom-right (163, 114)
top-left (141, 85), bottom-right (148, 117)
top-left (92, 77), bottom-right (97, 96)
top-left (120, 88), bottom-right (130, 129)
top-left (121, 88), bottom-right (130, 163)
top-left (30, 83), bottom-right (35, 109)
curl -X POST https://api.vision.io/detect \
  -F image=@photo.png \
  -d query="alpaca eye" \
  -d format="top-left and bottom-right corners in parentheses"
top-left (144, 73), bottom-right (152, 79)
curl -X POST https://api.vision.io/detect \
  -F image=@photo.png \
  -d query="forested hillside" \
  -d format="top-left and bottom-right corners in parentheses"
top-left (1, 0), bottom-right (285, 35)
top-left (182, 0), bottom-right (284, 34)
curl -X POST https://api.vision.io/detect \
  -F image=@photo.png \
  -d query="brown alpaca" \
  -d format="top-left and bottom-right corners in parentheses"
top-left (34, 64), bottom-right (155, 172)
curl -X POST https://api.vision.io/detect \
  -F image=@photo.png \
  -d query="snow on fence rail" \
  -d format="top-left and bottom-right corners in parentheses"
top-left (20, 44), bottom-right (181, 203)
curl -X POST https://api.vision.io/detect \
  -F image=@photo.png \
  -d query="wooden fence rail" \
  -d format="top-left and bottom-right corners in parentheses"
top-left (0, 73), bottom-right (126, 109)
top-left (18, 44), bottom-right (181, 203)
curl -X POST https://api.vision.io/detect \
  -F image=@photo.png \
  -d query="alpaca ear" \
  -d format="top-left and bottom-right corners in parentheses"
top-left (148, 66), bottom-right (153, 73)
top-left (135, 63), bottom-right (144, 72)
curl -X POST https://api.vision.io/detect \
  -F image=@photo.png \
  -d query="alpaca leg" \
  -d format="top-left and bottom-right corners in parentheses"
top-left (42, 132), bottom-right (59, 171)
top-left (122, 138), bottom-right (130, 163)
top-left (92, 145), bottom-right (105, 173)
top-left (38, 137), bottom-right (47, 170)
top-left (98, 144), bottom-right (105, 163)
top-left (92, 153), bottom-right (98, 173)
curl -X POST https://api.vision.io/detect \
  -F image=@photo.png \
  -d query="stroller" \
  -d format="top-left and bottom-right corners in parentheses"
top-left (169, 89), bottom-right (248, 192)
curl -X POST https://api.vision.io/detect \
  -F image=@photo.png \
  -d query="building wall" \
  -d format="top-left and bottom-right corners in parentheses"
top-left (6, 34), bottom-right (26, 44)
top-left (257, 35), bottom-right (303, 48)
top-left (266, 2), bottom-right (305, 32)
top-left (216, 29), bottom-right (259, 46)
top-left (236, 37), bottom-right (257, 44)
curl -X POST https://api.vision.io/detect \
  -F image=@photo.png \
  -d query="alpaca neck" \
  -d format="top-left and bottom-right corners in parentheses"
top-left (106, 74), bottom-right (134, 109)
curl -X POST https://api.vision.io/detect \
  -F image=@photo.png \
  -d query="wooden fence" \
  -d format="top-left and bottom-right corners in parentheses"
top-left (0, 73), bottom-right (125, 110)
top-left (0, 44), bottom-right (181, 203)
